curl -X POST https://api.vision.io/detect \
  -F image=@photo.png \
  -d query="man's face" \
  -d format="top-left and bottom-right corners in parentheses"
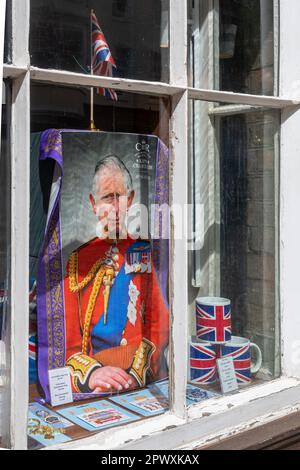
top-left (90, 166), bottom-right (134, 238)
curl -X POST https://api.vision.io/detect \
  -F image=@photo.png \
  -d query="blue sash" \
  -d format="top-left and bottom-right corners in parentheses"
top-left (91, 265), bottom-right (135, 354)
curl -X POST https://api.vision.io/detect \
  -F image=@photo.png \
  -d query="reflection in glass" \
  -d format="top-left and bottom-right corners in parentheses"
top-left (219, 110), bottom-right (279, 378)
top-left (189, 104), bottom-right (279, 403)
top-left (189, 0), bottom-right (275, 95)
top-left (30, 0), bottom-right (169, 82)
top-left (218, 0), bottom-right (275, 95)
top-left (31, 83), bottom-right (169, 142)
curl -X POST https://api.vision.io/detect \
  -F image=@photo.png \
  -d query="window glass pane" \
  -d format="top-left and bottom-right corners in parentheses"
top-left (189, 0), bottom-right (276, 95)
top-left (31, 83), bottom-right (169, 142)
top-left (29, 84), bottom-right (170, 449)
top-left (0, 81), bottom-right (11, 448)
top-left (188, 102), bottom-right (279, 402)
top-left (219, 110), bottom-right (279, 378)
top-left (30, 0), bottom-right (169, 83)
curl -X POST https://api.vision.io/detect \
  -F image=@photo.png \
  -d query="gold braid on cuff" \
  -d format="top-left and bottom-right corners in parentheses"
top-left (66, 353), bottom-right (102, 393)
top-left (129, 339), bottom-right (156, 387)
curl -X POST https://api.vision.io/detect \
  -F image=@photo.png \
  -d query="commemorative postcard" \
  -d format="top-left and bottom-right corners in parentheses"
top-left (56, 400), bottom-right (140, 432)
top-left (109, 388), bottom-right (169, 417)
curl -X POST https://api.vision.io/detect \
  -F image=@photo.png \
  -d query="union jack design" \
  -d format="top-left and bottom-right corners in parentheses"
top-left (91, 11), bottom-right (118, 101)
top-left (221, 343), bottom-right (251, 384)
top-left (29, 335), bottom-right (37, 363)
top-left (196, 303), bottom-right (231, 343)
top-left (29, 334), bottom-right (38, 384)
top-left (190, 343), bottom-right (217, 384)
top-left (29, 279), bottom-right (37, 305)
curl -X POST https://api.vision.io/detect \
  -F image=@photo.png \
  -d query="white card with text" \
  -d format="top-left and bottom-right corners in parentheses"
top-left (48, 367), bottom-right (73, 407)
top-left (217, 357), bottom-right (239, 395)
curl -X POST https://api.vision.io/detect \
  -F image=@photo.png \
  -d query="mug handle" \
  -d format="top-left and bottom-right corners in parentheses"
top-left (250, 343), bottom-right (262, 375)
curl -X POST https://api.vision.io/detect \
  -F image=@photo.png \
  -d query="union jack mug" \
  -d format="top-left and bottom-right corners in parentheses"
top-left (196, 297), bottom-right (232, 344)
top-left (189, 338), bottom-right (218, 385)
top-left (220, 336), bottom-right (262, 385)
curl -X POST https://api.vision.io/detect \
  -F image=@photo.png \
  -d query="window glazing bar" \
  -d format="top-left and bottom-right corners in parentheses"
top-left (189, 87), bottom-right (300, 108)
top-left (169, 0), bottom-right (189, 419)
top-left (30, 67), bottom-right (183, 97)
top-left (9, 0), bottom-right (30, 450)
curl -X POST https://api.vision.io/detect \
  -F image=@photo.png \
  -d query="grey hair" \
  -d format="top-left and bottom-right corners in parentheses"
top-left (92, 154), bottom-right (133, 197)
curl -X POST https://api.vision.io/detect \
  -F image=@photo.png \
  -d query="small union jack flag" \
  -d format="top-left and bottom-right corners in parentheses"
top-left (221, 344), bottom-right (251, 384)
top-left (29, 279), bottom-right (37, 306)
top-left (29, 334), bottom-right (38, 384)
top-left (29, 335), bottom-right (37, 363)
top-left (196, 302), bottom-right (231, 343)
top-left (190, 343), bottom-right (217, 384)
top-left (91, 11), bottom-right (118, 101)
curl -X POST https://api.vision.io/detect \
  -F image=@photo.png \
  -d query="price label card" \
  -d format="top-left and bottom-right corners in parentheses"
top-left (217, 357), bottom-right (239, 395)
top-left (48, 368), bottom-right (73, 407)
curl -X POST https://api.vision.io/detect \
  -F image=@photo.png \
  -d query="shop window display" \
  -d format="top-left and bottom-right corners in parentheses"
top-left (188, 104), bottom-right (280, 398)
top-left (28, 85), bottom-right (174, 448)
top-left (0, 0), bottom-right (289, 451)
top-left (186, 0), bottom-right (279, 403)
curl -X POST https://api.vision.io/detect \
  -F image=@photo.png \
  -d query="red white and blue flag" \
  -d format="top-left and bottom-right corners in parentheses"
top-left (190, 343), bottom-right (217, 384)
top-left (221, 344), bottom-right (251, 384)
top-left (29, 334), bottom-right (38, 384)
top-left (91, 11), bottom-right (118, 101)
top-left (29, 336), bottom-right (37, 363)
top-left (196, 303), bottom-right (231, 343)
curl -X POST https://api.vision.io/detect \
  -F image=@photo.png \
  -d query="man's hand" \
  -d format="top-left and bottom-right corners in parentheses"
top-left (89, 366), bottom-right (135, 393)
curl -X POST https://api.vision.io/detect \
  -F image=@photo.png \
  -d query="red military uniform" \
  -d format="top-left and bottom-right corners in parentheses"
top-left (64, 237), bottom-right (169, 393)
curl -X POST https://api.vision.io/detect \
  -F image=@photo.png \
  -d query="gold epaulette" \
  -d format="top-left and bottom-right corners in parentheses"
top-left (66, 353), bottom-right (101, 393)
top-left (129, 339), bottom-right (156, 387)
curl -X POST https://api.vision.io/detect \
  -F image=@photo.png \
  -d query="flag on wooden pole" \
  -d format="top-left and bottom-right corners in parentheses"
top-left (91, 10), bottom-right (118, 101)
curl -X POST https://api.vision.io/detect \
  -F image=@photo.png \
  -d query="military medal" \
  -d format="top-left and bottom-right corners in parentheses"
top-left (125, 241), bottom-right (152, 274)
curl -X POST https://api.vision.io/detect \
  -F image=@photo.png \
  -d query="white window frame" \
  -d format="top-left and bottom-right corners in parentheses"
top-left (2, 0), bottom-right (300, 450)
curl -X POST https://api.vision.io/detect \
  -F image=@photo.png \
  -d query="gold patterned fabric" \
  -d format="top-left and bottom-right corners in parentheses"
top-left (129, 339), bottom-right (156, 387)
top-left (66, 352), bottom-right (101, 393)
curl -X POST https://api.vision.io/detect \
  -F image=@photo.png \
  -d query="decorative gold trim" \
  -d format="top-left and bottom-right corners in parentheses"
top-left (68, 249), bottom-right (116, 355)
top-left (81, 266), bottom-right (106, 355)
top-left (129, 339), bottom-right (156, 387)
top-left (69, 252), bottom-right (103, 293)
top-left (66, 352), bottom-right (101, 393)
